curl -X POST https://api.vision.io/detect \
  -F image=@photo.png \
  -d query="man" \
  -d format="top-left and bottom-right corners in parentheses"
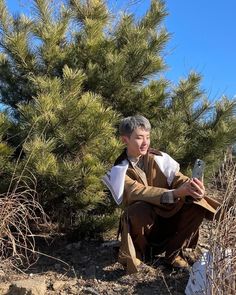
top-left (103, 115), bottom-right (220, 273)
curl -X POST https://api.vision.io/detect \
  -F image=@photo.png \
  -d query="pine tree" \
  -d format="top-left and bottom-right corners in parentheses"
top-left (65, 0), bottom-right (236, 174)
top-left (0, 111), bottom-right (15, 191)
top-left (0, 0), bottom-right (235, 234)
top-left (152, 72), bottom-right (236, 176)
top-left (0, 0), bottom-right (121, 232)
top-left (68, 0), bottom-right (170, 119)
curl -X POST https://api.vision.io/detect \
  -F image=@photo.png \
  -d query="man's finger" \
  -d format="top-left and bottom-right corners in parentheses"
top-left (189, 189), bottom-right (204, 200)
top-left (192, 178), bottom-right (205, 189)
top-left (190, 180), bottom-right (201, 192)
top-left (188, 183), bottom-right (204, 199)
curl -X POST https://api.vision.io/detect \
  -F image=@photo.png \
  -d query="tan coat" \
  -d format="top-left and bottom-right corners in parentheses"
top-left (116, 149), bottom-right (220, 273)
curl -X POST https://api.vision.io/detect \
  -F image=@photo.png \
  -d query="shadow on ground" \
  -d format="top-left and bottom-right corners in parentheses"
top-left (21, 236), bottom-right (190, 294)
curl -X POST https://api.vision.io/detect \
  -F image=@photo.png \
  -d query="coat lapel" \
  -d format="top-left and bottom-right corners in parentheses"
top-left (133, 165), bottom-right (148, 186)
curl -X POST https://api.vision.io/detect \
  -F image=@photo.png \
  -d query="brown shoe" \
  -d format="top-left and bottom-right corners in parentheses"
top-left (171, 255), bottom-right (189, 269)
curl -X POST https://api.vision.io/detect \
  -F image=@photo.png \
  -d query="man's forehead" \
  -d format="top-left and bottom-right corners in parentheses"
top-left (133, 127), bottom-right (150, 136)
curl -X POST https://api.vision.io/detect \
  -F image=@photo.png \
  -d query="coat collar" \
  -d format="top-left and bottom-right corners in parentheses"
top-left (114, 148), bottom-right (162, 166)
top-left (114, 148), bottom-right (163, 186)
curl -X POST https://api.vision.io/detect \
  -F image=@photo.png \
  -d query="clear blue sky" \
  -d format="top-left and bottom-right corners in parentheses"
top-left (6, 0), bottom-right (236, 100)
top-left (165, 0), bottom-right (235, 101)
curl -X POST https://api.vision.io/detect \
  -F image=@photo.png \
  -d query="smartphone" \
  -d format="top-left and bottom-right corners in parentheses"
top-left (192, 159), bottom-right (205, 180)
top-left (185, 159), bottom-right (205, 203)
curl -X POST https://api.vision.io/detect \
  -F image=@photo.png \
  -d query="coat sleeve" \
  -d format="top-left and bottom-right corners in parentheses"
top-left (171, 171), bottom-right (189, 189)
top-left (123, 174), bottom-right (170, 206)
top-left (123, 171), bottom-right (189, 207)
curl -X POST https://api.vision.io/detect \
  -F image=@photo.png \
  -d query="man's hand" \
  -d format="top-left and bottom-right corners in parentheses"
top-left (173, 178), bottom-right (205, 201)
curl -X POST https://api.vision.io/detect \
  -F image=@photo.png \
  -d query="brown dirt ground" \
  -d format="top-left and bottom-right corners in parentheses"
top-left (0, 188), bottom-right (221, 294)
top-left (0, 222), bottom-right (213, 295)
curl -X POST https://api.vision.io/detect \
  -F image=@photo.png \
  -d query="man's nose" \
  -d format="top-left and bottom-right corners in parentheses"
top-left (143, 138), bottom-right (148, 145)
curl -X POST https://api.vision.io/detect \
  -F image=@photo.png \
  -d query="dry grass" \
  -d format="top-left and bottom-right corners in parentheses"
top-left (0, 171), bottom-right (49, 269)
top-left (206, 151), bottom-right (236, 294)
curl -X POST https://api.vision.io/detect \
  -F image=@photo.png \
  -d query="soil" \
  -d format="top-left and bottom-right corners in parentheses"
top-left (0, 223), bottom-right (213, 295)
top-left (0, 188), bottom-right (221, 295)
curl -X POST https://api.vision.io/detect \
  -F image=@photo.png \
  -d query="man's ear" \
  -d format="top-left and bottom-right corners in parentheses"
top-left (121, 135), bottom-right (129, 145)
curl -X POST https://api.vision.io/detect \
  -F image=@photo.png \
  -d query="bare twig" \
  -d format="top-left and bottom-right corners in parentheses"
top-left (206, 150), bottom-right (236, 294)
top-left (0, 172), bottom-right (49, 268)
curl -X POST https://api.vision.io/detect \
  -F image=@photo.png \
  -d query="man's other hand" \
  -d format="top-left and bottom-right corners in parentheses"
top-left (173, 178), bottom-right (205, 201)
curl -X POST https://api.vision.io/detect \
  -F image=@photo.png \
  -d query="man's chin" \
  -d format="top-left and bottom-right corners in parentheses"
top-left (140, 149), bottom-right (148, 155)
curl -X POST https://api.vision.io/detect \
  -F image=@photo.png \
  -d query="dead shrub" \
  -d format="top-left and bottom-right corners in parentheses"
top-left (0, 171), bottom-right (49, 268)
top-left (206, 153), bottom-right (236, 294)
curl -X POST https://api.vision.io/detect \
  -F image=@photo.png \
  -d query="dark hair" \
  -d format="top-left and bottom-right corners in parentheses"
top-left (119, 115), bottom-right (151, 136)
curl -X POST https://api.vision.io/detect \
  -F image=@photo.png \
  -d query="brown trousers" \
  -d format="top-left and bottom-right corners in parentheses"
top-left (126, 201), bottom-right (206, 263)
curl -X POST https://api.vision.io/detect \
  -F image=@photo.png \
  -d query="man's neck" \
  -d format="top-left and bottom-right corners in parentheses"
top-left (126, 151), bottom-right (141, 160)
top-left (126, 151), bottom-right (141, 167)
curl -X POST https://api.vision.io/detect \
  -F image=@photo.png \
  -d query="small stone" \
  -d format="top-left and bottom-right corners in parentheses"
top-left (0, 283), bottom-right (10, 295)
top-left (82, 286), bottom-right (100, 295)
top-left (53, 280), bottom-right (66, 291)
top-left (8, 278), bottom-right (46, 295)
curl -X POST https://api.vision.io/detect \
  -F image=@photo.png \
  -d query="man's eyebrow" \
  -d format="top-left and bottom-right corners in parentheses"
top-left (136, 134), bottom-right (149, 137)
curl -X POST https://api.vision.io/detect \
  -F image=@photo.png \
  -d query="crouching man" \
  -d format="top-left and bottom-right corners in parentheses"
top-left (103, 115), bottom-right (220, 273)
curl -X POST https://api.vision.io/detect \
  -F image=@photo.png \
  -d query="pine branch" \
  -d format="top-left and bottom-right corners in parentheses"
top-left (70, 0), bottom-right (108, 26)
top-left (139, 0), bottom-right (168, 30)
top-left (0, 0), bottom-right (13, 34)
top-left (32, 0), bottom-right (53, 25)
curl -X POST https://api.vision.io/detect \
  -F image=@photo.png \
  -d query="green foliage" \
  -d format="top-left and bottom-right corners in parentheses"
top-left (0, 111), bottom-right (16, 192)
top-left (151, 73), bottom-right (236, 177)
top-left (0, 0), bottom-right (122, 231)
top-left (0, 0), bottom-right (235, 236)
top-left (74, 208), bottom-right (120, 239)
top-left (17, 69), bottom-right (120, 210)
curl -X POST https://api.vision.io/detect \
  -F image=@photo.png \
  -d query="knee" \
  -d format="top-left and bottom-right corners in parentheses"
top-left (184, 203), bottom-right (206, 220)
top-left (126, 201), bottom-right (156, 231)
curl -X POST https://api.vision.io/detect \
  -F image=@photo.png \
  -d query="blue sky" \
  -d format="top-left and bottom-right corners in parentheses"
top-left (124, 0), bottom-right (236, 101)
top-left (165, 0), bottom-right (235, 101)
top-left (5, 0), bottom-right (236, 100)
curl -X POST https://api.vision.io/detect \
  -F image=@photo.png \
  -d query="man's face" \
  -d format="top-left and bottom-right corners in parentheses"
top-left (122, 127), bottom-right (150, 157)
